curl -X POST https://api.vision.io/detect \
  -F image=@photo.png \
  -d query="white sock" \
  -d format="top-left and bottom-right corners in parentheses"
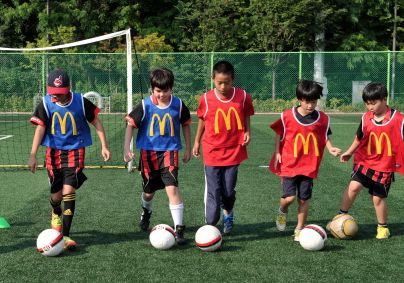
top-left (141, 193), bottom-right (152, 211)
top-left (169, 203), bottom-right (184, 228)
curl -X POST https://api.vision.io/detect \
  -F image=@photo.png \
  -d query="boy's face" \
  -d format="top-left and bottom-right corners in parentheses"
top-left (298, 99), bottom-right (318, 114)
top-left (152, 87), bottom-right (172, 104)
top-left (364, 98), bottom-right (387, 116)
top-left (212, 73), bottom-right (233, 97)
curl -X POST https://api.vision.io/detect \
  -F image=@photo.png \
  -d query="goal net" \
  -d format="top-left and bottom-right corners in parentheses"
top-left (0, 29), bottom-right (134, 169)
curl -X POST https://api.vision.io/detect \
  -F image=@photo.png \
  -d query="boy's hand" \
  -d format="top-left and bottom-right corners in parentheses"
top-left (242, 132), bottom-right (251, 146)
top-left (274, 153), bottom-right (282, 169)
top-left (28, 154), bottom-right (37, 173)
top-left (329, 147), bottom-right (342, 157)
top-left (183, 150), bottom-right (191, 163)
top-left (102, 148), bottom-right (111, 161)
top-left (340, 152), bottom-right (352, 162)
top-left (124, 150), bottom-right (135, 163)
top-left (192, 142), bottom-right (200, 158)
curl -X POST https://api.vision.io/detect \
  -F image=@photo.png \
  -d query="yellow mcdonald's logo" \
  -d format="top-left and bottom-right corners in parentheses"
top-left (367, 132), bottom-right (392, 156)
top-left (51, 112), bottom-right (77, 135)
top-left (293, 133), bottom-right (319, 158)
top-left (149, 113), bottom-right (174, 136)
top-left (214, 107), bottom-right (242, 134)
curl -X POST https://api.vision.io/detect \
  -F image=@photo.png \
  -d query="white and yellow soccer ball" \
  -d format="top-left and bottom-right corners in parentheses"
top-left (299, 224), bottom-right (327, 251)
top-left (36, 229), bottom-right (64, 256)
top-left (328, 214), bottom-right (358, 239)
top-left (149, 224), bottom-right (176, 250)
top-left (195, 225), bottom-right (222, 252)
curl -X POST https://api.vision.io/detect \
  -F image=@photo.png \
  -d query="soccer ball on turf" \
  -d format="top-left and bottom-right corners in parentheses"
top-left (36, 229), bottom-right (64, 256)
top-left (195, 225), bottom-right (222, 252)
top-left (299, 224), bottom-right (327, 251)
top-left (328, 214), bottom-right (358, 239)
top-left (149, 224), bottom-right (176, 250)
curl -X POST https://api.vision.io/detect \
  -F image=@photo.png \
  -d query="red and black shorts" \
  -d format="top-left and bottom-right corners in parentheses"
top-left (351, 165), bottom-right (393, 198)
top-left (138, 150), bottom-right (179, 193)
top-left (45, 148), bottom-right (87, 193)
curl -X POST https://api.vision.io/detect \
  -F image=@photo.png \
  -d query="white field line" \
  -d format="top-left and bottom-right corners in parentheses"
top-left (0, 135), bottom-right (13, 140)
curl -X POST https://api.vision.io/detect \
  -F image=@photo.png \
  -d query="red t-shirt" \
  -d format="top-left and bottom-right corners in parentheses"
top-left (197, 88), bottom-right (254, 166)
top-left (269, 108), bottom-right (329, 179)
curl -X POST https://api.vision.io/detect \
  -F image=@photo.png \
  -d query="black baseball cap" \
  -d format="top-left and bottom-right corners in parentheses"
top-left (47, 69), bottom-right (70, 95)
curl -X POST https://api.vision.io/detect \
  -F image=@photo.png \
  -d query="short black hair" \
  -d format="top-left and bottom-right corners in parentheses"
top-left (212, 60), bottom-right (234, 79)
top-left (150, 68), bottom-right (174, 90)
top-left (362, 82), bottom-right (388, 102)
top-left (296, 80), bottom-right (323, 100)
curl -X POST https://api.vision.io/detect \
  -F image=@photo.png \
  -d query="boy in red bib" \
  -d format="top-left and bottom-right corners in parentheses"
top-left (193, 61), bottom-right (254, 234)
top-left (333, 82), bottom-right (404, 239)
top-left (269, 80), bottom-right (341, 241)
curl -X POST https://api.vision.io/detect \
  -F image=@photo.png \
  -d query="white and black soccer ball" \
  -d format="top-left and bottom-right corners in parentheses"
top-left (149, 224), bottom-right (176, 250)
top-left (195, 225), bottom-right (222, 252)
top-left (299, 224), bottom-right (327, 251)
top-left (328, 214), bottom-right (358, 240)
top-left (36, 229), bottom-right (64, 256)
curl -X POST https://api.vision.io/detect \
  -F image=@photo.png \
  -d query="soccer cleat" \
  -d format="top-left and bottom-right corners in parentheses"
top-left (294, 228), bottom-right (302, 242)
top-left (175, 225), bottom-right (187, 245)
top-left (63, 236), bottom-right (77, 251)
top-left (276, 212), bottom-right (287, 231)
top-left (376, 226), bottom-right (390, 239)
top-left (51, 212), bottom-right (62, 232)
top-left (139, 207), bottom-right (152, 231)
top-left (223, 211), bottom-right (234, 234)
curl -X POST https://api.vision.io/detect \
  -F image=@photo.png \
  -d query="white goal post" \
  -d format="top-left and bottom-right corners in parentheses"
top-left (0, 29), bottom-right (135, 170)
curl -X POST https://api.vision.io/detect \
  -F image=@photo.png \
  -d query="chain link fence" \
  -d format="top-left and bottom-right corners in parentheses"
top-left (1, 51), bottom-right (403, 167)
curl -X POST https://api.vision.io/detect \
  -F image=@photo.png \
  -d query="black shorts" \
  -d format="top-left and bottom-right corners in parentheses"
top-left (351, 170), bottom-right (391, 198)
top-left (47, 168), bottom-right (87, 194)
top-left (281, 175), bottom-right (313, 201)
top-left (141, 167), bottom-right (178, 193)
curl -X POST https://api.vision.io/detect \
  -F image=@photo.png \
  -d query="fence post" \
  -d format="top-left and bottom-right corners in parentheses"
top-left (387, 51), bottom-right (391, 104)
top-left (42, 54), bottom-right (46, 96)
top-left (210, 52), bottom-right (214, 89)
top-left (299, 50), bottom-right (302, 80)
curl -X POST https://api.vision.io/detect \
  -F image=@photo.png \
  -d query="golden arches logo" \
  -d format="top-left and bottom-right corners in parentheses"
top-left (214, 107), bottom-right (242, 134)
top-left (367, 132), bottom-right (392, 156)
top-left (149, 113), bottom-right (174, 136)
top-left (51, 112), bottom-right (77, 135)
top-left (293, 133), bottom-right (319, 158)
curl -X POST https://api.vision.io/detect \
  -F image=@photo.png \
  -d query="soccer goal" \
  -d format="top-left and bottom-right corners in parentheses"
top-left (0, 29), bottom-right (135, 169)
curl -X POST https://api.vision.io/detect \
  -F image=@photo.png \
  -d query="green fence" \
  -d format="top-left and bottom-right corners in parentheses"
top-left (1, 51), bottom-right (404, 168)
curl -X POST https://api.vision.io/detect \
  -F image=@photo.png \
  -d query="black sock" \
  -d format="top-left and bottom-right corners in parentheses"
top-left (378, 223), bottom-right (387, 227)
top-left (339, 209), bottom-right (348, 214)
top-left (62, 193), bottom-right (76, 236)
top-left (50, 197), bottom-right (62, 216)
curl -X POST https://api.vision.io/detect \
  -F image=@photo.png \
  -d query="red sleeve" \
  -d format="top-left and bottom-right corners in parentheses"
top-left (270, 118), bottom-right (284, 136)
top-left (244, 93), bottom-right (254, 116)
top-left (196, 94), bottom-right (206, 119)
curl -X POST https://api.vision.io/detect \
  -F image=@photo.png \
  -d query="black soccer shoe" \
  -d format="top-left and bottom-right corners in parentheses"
top-left (139, 207), bottom-right (152, 231)
top-left (175, 225), bottom-right (187, 245)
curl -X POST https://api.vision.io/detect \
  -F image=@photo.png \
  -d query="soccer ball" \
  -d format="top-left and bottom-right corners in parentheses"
top-left (299, 224), bottom-right (327, 251)
top-left (328, 214), bottom-right (358, 239)
top-left (195, 225), bottom-right (222, 252)
top-left (149, 224), bottom-right (176, 250)
top-left (36, 229), bottom-right (64, 256)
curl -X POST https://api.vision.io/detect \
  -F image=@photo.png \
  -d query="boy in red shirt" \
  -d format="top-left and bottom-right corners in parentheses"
top-left (193, 61), bottom-right (254, 234)
top-left (269, 80), bottom-right (341, 241)
top-left (333, 82), bottom-right (404, 239)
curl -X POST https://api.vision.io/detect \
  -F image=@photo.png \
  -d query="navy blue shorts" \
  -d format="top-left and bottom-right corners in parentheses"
top-left (281, 175), bottom-right (313, 201)
top-left (351, 169), bottom-right (391, 198)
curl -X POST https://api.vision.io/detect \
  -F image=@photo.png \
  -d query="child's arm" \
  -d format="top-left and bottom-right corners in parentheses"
top-left (326, 139), bottom-right (341, 157)
top-left (192, 119), bottom-right (205, 158)
top-left (182, 124), bottom-right (191, 163)
top-left (243, 116), bottom-right (251, 146)
top-left (28, 125), bottom-right (46, 173)
top-left (91, 117), bottom-right (111, 161)
top-left (273, 134), bottom-right (282, 169)
top-left (123, 124), bottom-right (135, 162)
top-left (340, 137), bottom-right (361, 162)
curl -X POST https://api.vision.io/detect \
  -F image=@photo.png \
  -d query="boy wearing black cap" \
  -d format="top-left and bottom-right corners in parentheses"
top-left (28, 69), bottom-right (111, 250)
